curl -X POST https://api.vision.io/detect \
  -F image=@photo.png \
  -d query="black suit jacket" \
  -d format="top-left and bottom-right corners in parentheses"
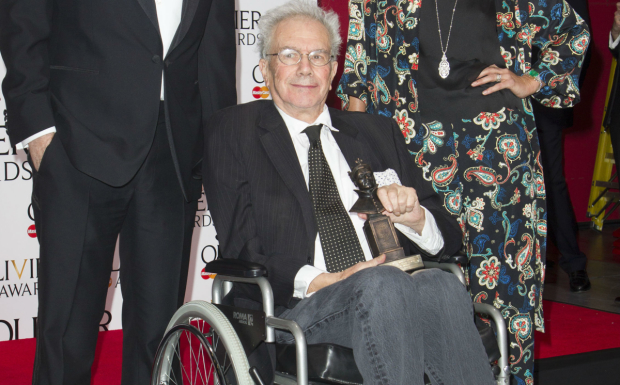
top-left (605, 44), bottom-right (620, 129)
top-left (203, 100), bottom-right (462, 307)
top-left (0, 0), bottom-right (236, 200)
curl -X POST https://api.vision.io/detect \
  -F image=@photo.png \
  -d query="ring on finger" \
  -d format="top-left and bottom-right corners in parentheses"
top-left (496, 74), bottom-right (502, 82)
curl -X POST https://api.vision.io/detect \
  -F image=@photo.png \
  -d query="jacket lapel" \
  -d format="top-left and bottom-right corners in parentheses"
top-left (258, 103), bottom-right (318, 248)
top-left (169, 0), bottom-right (201, 56)
top-left (136, 0), bottom-right (160, 33)
top-left (330, 110), bottom-right (382, 172)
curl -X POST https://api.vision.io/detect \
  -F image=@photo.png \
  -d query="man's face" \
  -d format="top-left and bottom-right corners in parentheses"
top-left (259, 17), bottom-right (338, 122)
top-left (356, 169), bottom-right (374, 190)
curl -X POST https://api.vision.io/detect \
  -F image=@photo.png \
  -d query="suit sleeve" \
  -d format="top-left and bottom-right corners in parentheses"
top-left (0, 0), bottom-right (56, 145)
top-left (528, 0), bottom-right (590, 108)
top-left (198, 0), bottom-right (237, 125)
top-left (335, 0), bottom-right (377, 111)
top-left (203, 110), bottom-right (297, 305)
top-left (389, 119), bottom-right (462, 259)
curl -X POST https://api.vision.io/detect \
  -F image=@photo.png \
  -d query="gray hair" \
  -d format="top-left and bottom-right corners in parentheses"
top-left (258, 0), bottom-right (342, 59)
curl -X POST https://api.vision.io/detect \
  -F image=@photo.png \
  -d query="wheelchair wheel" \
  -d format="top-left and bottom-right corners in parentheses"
top-left (151, 300), bottom-right (252, 385)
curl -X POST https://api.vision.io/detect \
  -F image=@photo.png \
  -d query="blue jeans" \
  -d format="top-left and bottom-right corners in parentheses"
top-left (276, 266), bottom-right (495, 385)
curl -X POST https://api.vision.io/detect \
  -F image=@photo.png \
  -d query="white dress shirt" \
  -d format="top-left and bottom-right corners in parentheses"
top-left (274, 105), bottom-right (445, 299)
top-left (18, 0), bottom-right (183, 149)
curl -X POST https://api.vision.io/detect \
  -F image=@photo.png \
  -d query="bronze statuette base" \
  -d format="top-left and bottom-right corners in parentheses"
top-left (363, 214), bottom-right (424, 272)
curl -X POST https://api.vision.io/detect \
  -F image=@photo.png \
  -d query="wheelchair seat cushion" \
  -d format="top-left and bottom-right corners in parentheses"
top-left (276, 343), bottom-right (363, 385)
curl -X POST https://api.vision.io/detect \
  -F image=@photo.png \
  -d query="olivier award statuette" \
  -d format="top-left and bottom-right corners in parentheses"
top-left (348, 160), bottom-right (424, 272)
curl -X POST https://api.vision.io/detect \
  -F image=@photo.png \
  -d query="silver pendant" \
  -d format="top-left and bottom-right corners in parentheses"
top-left (439, 54), bottom-right (450, 79)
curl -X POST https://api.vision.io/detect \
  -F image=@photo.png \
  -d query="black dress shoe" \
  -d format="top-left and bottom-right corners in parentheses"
top-left (568, 270), bottom-right (591, 292)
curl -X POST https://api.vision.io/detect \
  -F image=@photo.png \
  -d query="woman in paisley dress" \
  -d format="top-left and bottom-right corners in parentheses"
top-left (336, 0), bottom-right (589, 384)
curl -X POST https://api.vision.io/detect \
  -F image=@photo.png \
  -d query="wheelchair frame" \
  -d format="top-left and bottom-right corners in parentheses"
top-left (208, 261), bottom-right (511, 385)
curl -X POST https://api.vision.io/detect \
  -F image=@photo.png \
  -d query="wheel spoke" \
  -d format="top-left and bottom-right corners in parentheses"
top-left (153, 304), bottom-right (250, 385)
top-left (173, 332), bottom-right (192, 382)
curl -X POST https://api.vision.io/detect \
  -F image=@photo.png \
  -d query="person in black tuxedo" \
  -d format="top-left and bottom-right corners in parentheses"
top-left (610, 2), bottom-right (620, 304)
top-left (0, 0), bottom-right (236, 383)
top-left (531, 0), bottom-right (592, 292)
top-left (609, 3), bottom-right (620, 181)
top-left (203, 2), bottom-right (495, 384)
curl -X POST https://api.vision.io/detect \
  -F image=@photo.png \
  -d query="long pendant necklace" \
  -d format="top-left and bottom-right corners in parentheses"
top-left (434, 0), bottom-right (459, 79)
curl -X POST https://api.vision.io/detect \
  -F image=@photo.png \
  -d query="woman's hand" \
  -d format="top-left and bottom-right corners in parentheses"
top-left (347, 95), bottom-right (367, 112)
top-left (471, 64), bottom-right (541, 99)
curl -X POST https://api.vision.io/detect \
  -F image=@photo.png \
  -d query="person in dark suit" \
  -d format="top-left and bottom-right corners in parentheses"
top-left (0, 0), bottom-right (236, 383)
top-left (609, 3), bottom-right (620, 178)
top-left (609, 2), bottom-right (620, 304)
top-left (203, 2), bottom-right (495, 384)
top-left (531, 0), bottom-right (592, 292)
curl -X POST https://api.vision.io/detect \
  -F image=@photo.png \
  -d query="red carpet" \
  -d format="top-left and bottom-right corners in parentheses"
top-left (0, 330), bottom-right (124, 385)
top-left (535, 301), bottom-right (620, 359)
top-left (1, 301), bottom-right (619, 384)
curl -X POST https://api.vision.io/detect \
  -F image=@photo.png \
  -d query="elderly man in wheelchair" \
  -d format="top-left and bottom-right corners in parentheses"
top-left (151, 1), bottom-right (509, 384)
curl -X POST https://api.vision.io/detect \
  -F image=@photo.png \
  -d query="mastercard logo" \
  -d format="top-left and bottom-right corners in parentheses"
top-left (252, 86), bottom-right (270, 99)
top-left (201, 268), bottom-right (217, 280)
top-left (27, 224), bottom-right (37, 238)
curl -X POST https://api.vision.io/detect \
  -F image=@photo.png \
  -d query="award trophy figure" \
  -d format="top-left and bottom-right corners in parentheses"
top-left (349, 161), bottom-right (424, 272)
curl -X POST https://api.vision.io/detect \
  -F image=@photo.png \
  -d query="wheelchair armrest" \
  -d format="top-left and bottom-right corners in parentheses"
top-left (209, 259), bottom-right (275, 343)
top-left (206, 259), bottom-right (268, 278)
top-left (441, 252), bottom-right (468, 266)
top-left (420, 252), bottom-right (468, 266)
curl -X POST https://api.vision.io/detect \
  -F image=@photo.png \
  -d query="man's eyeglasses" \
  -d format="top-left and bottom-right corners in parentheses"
top-left (266, 48), bottom-right (333, 67)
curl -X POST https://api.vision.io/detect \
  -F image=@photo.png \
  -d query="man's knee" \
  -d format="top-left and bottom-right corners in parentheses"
top-left (353, 265), bottom-right (412, 292)
top-left (349, 266), bottom-right (416, 312)
top-left (411, 268), bottom-right (471, 305)
top-left (412, 267), bottom-right (463, 287)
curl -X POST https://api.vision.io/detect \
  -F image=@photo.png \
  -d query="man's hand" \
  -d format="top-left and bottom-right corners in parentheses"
top-left (29, 133), bottom-right (55, 171)
top-left (613, 2), bottom-right (620, 41)
top-left (307, 255), bottom-right (386, 294)
top-left (359, 183), bottom-right (426, 234)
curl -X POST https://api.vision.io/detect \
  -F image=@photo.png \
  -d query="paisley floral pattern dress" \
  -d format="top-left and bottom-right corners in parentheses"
top-left (336, 1), bottom-right (589, 384)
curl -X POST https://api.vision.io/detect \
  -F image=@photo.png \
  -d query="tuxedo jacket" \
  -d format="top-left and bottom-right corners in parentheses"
top-left (203, 100), bottom-right (462, 307)
top-left (605, 44), bottom-right (620, 130)
top-left (0, 0), bottom-right (236, 200)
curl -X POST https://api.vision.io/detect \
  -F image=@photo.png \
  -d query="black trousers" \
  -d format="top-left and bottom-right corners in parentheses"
top-left (533, 102), bottom-right (587, 273)
top-left (30, 104), bottom-right (198, 385)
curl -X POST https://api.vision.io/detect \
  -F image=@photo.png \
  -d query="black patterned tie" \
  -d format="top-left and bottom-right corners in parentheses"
top-left (303, 124), bottom-right (366, 273)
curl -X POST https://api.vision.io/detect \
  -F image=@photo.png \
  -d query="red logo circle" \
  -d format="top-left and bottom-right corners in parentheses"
top-left (252, 86), bottom-right (270, 99)
top-left (27, 224), bottom-right (37, 238)
top-left (201, 268), bottom-right (216, 280)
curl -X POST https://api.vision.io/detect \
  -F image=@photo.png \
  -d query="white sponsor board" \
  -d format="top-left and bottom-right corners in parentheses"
top-left (0, 0), bottom-right (311, 341)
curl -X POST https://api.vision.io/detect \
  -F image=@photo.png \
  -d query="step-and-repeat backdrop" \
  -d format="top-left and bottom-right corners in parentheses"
top-left (0, 0), bottom-right (309, 341)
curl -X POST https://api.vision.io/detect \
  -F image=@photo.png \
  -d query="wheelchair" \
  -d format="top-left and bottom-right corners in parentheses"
top-left (151, 256), bottom-right (511, 385)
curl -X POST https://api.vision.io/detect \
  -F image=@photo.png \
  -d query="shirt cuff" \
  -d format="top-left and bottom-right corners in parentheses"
top-left (610, 32), bottom-right (620, 49)
top-left (293, 264), bottom-right (327, 299)
top-left (394, 207), bottom-right (445, 256)
top-left (17, 127), bottom-right (57, 150)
